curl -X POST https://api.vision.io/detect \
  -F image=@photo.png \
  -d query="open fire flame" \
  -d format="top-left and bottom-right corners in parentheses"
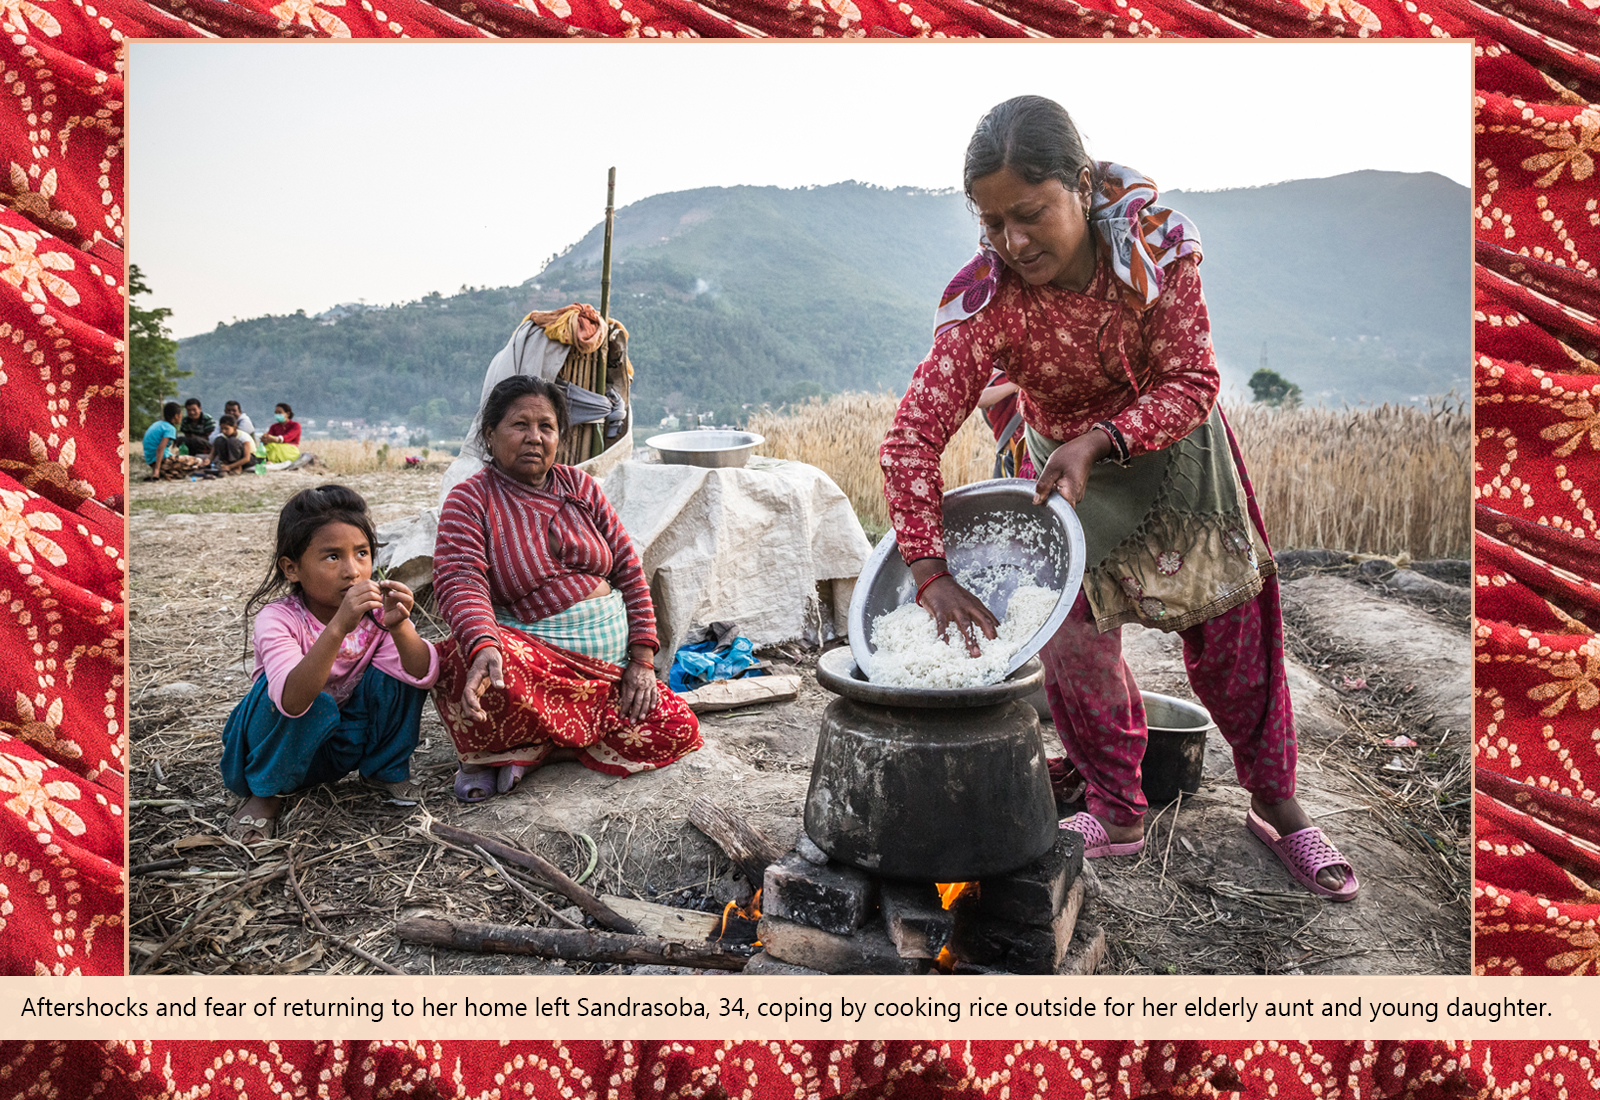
top-left (933, 882), bottom-right (977, 971)
top-left (717, 888), bottom-right (761, 944)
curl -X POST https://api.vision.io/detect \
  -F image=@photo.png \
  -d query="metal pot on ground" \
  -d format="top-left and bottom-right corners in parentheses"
top-left (803, 647), bottom-right (1058, 882)
top-left (1026, 685), bottom-right (1214, 807)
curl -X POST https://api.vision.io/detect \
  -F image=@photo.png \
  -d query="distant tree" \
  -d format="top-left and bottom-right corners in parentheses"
top-left (127, 264), bottom-right (189, 437)
top-left (1249, 367), bottom-right (1302, 409)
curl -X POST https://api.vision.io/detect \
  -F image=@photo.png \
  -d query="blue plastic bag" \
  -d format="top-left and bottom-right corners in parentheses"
top-left (668, 634), bottom-right (764, 693)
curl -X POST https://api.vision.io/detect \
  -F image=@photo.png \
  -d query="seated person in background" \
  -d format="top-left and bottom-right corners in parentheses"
top-left (211, 400), bottom-right (257, 448)
top-left (261, 402), bottom-right (302, 465)
top-left (210, 415), bottom-right (256, 474)
top-left (178, 398), bottom-right (215, 457)
top-left (142, 402), bottom-right (204, 480)
top-left (225, 400), bottom-right (257, 442)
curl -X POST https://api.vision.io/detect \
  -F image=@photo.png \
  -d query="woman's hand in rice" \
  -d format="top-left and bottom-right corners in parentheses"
top-left (919, 574), bottom-right (998, 658)
top-left (617, 652), bottom-right (659, 722)
top-left (378, 579), bottom-right (415, 630)
top-left (462, 646), bottom-right (505, 724)
top-left (1033, 430), bottom-right (1111, 506)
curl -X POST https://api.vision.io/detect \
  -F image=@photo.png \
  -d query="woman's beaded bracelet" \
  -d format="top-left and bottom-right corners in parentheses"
top-left (1092, 420), bottom-right (1130, 465)
top-left (915, 569), bottom-right (953, 607)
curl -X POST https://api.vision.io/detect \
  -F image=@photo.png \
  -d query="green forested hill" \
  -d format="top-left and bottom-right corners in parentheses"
top-left (175, 172), bottom-right (1469, 435)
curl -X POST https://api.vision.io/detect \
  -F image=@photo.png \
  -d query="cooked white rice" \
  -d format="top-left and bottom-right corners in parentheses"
top-left (866, 583), bottom-right (1058, 688)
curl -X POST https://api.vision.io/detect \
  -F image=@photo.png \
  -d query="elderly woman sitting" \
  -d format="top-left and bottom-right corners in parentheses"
top-left (431, 375), bottom-right (702, 802)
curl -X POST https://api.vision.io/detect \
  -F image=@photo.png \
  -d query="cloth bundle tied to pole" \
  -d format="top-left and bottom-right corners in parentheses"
top-left (525, 303), bottom-right (606, 354)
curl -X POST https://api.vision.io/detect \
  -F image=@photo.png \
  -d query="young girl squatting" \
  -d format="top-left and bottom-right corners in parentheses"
top-left (223, 485), bottom-right (439, 842)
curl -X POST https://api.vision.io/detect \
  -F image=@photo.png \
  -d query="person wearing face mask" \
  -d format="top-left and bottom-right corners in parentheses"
top-left (261, 402), bottom-right (302, 465)
top-left (879, 96), bottom-right (1357, 901)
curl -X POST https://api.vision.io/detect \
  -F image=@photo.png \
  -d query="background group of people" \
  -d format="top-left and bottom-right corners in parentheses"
top-left (140, 398), bottom-right (303, 480)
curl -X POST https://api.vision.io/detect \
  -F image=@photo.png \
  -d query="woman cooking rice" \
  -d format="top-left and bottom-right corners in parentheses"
top-left (880, 96), bottom-right (1357, 900)
top-left (432, 375), bottom-right (702, 802)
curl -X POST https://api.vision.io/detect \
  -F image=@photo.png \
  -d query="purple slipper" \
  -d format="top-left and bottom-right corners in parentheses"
top-left (495, 763), bottom-right (529, 796)
top-left (1246, 808), bottom-right (1360, 901)
top-left (453, 767), bottom-right (494, 804)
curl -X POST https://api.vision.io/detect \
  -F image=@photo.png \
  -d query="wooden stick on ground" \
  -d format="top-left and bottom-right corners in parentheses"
top-left (395, 913), bottom-right (754, 971)
top-left (288, 858), bottom-right (406, 976)
top-left (429, 820), bottom-right (639, 935)
top-left (688, 796), bottom-right (787, 885)
top-left (472, 844), bottom-right (586, 930)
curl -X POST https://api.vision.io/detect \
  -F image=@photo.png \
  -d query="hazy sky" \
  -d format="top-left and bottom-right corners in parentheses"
top-left (129, 40), bottom-right (1471, 338)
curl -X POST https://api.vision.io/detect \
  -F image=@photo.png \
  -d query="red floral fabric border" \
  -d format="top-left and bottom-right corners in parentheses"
top-left (1470, 45), bottom-right (1600, 971)
top-left (0, 1040), bottom-right (1594, 1099)
top-left (0, 0), bottom-right (1594, 974)
top-left (0, 1), bottom-right (128, 974)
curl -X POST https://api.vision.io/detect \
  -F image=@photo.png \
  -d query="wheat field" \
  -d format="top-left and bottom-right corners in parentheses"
top-left (749, 393), bottom-right (995, 540)
top-left (750, 393), bottom-right (1471, 559)
top-left (304, 439), bottom-right (449, 476)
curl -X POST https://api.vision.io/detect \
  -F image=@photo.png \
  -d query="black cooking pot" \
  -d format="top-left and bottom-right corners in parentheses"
top-left (803, 647), bottom-right (1059, 881)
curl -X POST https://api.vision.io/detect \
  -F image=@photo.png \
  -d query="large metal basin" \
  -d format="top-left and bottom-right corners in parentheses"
top-left (804, 648), bottom-right (1057, 880)
top-left (645, 430), bottom-right (764, 468)
top-left (849, 479), bottom-right (1085, 682)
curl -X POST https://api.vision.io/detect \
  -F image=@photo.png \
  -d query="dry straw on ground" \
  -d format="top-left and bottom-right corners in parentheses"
top-left (751, 393), bottom-right (1470, 559)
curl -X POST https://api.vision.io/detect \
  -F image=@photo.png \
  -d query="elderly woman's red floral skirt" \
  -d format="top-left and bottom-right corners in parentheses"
top-left (431, 634), bottom-right (701, 776)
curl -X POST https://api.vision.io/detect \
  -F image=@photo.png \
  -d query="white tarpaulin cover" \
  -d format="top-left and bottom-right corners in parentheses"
top-left (602, 457), bottom-right (872, 667)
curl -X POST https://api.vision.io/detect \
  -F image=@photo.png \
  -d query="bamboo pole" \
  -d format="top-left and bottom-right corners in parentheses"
top-left (595, 166), bottom-right (616, 458)
top-left (599, 167), bottom-right (616, 322)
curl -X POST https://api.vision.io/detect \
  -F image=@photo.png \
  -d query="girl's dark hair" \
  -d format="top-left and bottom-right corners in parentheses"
top-left (276, 402), bottom-right (294, 418)
top-left (478, 375), bottom-right (569, 456)
top-left (244, 484), bottom-right (376, 628)
top-left (162, 401), bottom-right (182, 420)
top-left (964, 96), bottom-right (1095, 199)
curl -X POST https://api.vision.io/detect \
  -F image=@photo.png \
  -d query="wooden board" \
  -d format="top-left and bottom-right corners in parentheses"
top-left (599, 895), bottom-right (721, 942)
top-left (680, 673), bottom-right (801, 713)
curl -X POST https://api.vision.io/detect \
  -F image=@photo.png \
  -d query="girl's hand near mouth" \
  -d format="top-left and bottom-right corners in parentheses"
top-left (331, 579), bottom-right (384, 636)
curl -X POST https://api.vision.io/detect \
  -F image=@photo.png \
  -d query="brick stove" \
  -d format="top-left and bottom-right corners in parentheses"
top-left (746, 826), bottom-right (1105, 976)
top-left (739, 647), bottom-right (1105, 974)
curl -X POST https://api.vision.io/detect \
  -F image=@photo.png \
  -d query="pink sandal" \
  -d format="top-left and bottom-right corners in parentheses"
top-left (1060, 812), bottom-right (1146, 858)
top-left (1246, 808), bottom-right (1360, 901)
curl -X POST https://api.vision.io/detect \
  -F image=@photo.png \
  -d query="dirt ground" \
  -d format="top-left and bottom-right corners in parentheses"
top-left (127, 465), bottom-right (1471, 976)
